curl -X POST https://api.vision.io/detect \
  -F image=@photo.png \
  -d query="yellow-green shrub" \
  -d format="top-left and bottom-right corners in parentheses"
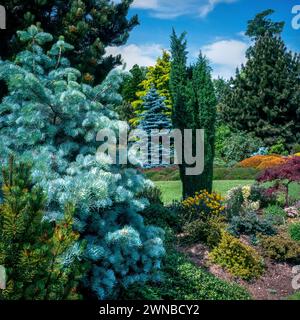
top-left (183, 217), bottom-right (225, 248)
top-left (182, 190), bottom-right (225, 223)
top-left (260, 234), bottom-right (300, 262)
top-left (209, 232), bottom-right (264, 280)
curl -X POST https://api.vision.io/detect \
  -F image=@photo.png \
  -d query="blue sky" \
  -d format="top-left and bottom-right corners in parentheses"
top-left (107, 0), bottom-right (300, 79)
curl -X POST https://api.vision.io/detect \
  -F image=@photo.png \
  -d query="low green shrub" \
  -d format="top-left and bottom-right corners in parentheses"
top-left (142, 203), bottom-right (180, 230)
top-left (120, 247), bottom-right (251, 300)
top-left (260, 234), bottom-right (300, 262)
top-left (209, 232), bottom-right (264, 280)
top-left (183, 218), bottom-right (224, 248)
top-left (264, 205), bottom-right (286, 225)
top-left (214, 167), bottom-right (259, 180)
top-left (287, 292), bottom-right (300, 300)
top-left (289, 222), bottom-right (300, 242)
top-left (229, 212), bottom-right (277, 240)
top-left (269, 139), bottom-right (288, 156)
top-left (292, 143), bottom-right (300, 154)
top-left (142, 167), bottom-right (180, 182)
top-left (143, 166), bottom-right (259, 181)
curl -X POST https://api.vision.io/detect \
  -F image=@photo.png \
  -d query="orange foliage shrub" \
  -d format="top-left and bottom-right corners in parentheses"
top-left (238, 155), bottom-right (287, 170)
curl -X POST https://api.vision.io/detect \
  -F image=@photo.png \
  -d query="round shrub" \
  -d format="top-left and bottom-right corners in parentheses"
top-left (142, 203), bottom-right (179, 230)
top-left (264, 205), bottom-right (286, 225)
top-left (289, 222), bottom-right (300, 242)
top-left (229, 212), bottom-right (277, 239)
top-left (238, 155), bottom-right (287, 170)
top-left (260, 234), bottom-right (300, 262)
top-left (183, 218), bottom-right (224, 248)
top-left (209, 232), bottom-right (264, 280)
top-left (181, 190), bottom-right (225, 223)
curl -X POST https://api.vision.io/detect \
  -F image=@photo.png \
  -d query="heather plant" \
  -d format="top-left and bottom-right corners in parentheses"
top-left (284, 205), bottom-right (300, 218)
top-left (0, 26), bottom-right (165, 299)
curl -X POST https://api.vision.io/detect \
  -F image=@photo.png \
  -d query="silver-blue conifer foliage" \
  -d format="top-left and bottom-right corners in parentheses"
top-left (0, 26), bottom-right (165, 299)
top-left (138, 87), bottom-right (172, 168)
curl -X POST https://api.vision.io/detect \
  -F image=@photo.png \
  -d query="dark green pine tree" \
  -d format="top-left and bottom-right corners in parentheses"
top-left (222, 10), bottom-right (300, 149)
top-left (138, 87), bottom-right (172, 168)
top-left (170, 31), bottom-right (217, 197)
top-left (0, 157), bottom-right (85, 300)
top-left (118, 64), bottom-right (147, 122)
top-left (122, 65), bottom-right (148, 103)
top-left (0, 0), bottom-right (138, 84)
top-left (213, 78), bottom-right (231, 127)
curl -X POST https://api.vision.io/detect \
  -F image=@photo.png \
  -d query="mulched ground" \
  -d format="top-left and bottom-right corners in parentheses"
top-left (177, 239), bottom-right (297, 300)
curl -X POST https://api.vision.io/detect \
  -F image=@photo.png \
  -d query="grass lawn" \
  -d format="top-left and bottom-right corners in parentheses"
top-left (155, 180), bottom-right (253, 204)
top-left (155, 180), bottom-right (300, 204)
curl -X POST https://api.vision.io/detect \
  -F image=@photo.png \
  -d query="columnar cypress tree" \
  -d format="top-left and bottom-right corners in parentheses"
top-left (132, 51), bottom-right (172, 126)
top-left (222, 10), bottom-right (300, 149)
top-left (0, 157), bottom-right (83, 300)
top-left (170, 31), bottom-right (217, 197)
top-left (186, 54), bottom-right (217, 193)
top-left (170, 31), bottom-right (190, 198)
top-left (138, 87), bottom-right (172, 168)
top-left (0, 26), bottom-right (165, 300)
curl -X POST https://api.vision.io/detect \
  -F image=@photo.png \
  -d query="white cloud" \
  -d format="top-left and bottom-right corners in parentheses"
top-left (132, 0), bottom-right (159, 9)
top-left (198, 0), bottom-right (238, 18)
top-left (132, 0), bottom-right (239, 19)
top-left (106, 44), bottom-right (164, 70)
top-left (201, 39), bottom-right (249, 79)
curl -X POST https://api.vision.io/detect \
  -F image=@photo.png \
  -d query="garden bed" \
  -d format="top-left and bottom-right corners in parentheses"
top-left (177, 240), bottom-right (296, 300)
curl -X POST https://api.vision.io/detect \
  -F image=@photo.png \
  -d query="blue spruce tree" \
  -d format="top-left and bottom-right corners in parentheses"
top-left (0, 26), bottom-right (165, 299)
top-left (138, 87), bottom-right (172, 168)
